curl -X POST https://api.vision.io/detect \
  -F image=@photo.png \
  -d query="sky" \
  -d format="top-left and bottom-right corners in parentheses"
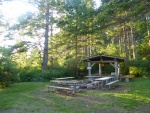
top-left (0, 1), bottom-right (36, 17)
top-left (0, 0), bottom-right (36, 47)
top-left (95, 0), bottom-right (101, 8)
top-left (0, 0), bottom-right (101, 47)
top-left (0, 0), bottom-right (101, 19)
top-left (0, 0), bottom-right (37, 24)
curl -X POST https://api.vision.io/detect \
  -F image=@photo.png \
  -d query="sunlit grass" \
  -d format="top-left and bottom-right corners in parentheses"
top-left (114, 93), bottom-right (150, 103)
top-left (0, 78), bottom-right (150, 112)
top-left (104, 77), bottom-right (150, 109)
top-left (0, 88), bottom-right (5, 92)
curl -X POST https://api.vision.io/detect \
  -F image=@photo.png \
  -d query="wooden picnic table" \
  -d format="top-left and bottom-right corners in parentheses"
top-left (95, 76), bottom-right (113, 89)
top-left (50, 80), bottom-right (81, 92)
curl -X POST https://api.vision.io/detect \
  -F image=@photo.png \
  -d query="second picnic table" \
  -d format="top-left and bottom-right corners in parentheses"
top-left (50, 80), bottom-right (81, 92)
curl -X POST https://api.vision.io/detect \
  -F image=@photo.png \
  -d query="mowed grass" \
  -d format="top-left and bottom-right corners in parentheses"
top-left (0, 77), bottom-right (150, 113)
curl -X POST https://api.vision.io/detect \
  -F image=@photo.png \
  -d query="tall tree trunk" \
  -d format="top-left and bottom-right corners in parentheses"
top-left (50, 12), bottom-right (54, 67)
top-left (146, 16), bottom-right (150, 36)
top-left (42, 2), bottom-right (50, 71)
top-left (131, 27), bottom-right (137, 61)
top-left (119, 33), bottom-right (122, 54)
top-left (127, 30), bottom-right (131, 60)
top-left (123, 27), bottom-right (129, 73)
top-left (75, 33), bottom-right (78, 77)
top-left (89, 36), bottom-right (92, 56)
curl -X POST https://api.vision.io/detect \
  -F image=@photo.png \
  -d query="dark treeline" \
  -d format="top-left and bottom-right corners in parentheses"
top-left (0, 0), bottom-right (150, 87)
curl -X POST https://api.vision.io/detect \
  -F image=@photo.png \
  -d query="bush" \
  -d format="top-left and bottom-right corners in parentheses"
top-left (129, 66), bottom-right (147, 77)
top-left (19, 67), bottom-right (70, 82)
top-left (129, 59), bottom-right (149, 77)
top-left (0, 58), bottom-right (19, 87)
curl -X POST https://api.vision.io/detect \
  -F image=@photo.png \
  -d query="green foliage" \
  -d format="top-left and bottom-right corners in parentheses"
top-left (0, 57), bottom-right (19, 87)
top-left (11, 41), bottom-right (28, 53)
top-left (138, 36), bottom-right (150, 60)
top-left (136, 36), bottom-right (150, 76)
top-left (129, 60), bottom-right (149, 77)
top-left (120, 63), bottom-right (129, 75)
top-left (0, 47), bottom-right (19, 87)
top-left (1, 0), bottom-right (150, 79)
top-left (19, 67), bottom-right (71, 82)
top-left (102, 44), bottom-right (120, 55)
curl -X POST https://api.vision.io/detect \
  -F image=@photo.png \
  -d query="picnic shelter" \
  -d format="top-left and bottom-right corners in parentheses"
top-left (82, 54), bottom-right (125, 80)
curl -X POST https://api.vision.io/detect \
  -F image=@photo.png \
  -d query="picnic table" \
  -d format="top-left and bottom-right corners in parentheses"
top-left (95, 76), bottom-right (113, 89)
top-left (48, 80), bottom-right (81, 95)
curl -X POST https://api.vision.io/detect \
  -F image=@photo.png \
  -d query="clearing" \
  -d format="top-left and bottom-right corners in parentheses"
top-left (0, 78), bottom-right (150, 113)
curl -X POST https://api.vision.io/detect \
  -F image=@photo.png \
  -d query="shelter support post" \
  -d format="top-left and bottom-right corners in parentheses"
top-left (99, 63), bottom-right (102, 76)
top-left (87, 62), bottom-right (91, 77)
top-left (115, 61), bottom-right (119, 80)
top-left (87, 62), bottom-right (92, 81)
top-left (118, 63), bottom-right (120, 77)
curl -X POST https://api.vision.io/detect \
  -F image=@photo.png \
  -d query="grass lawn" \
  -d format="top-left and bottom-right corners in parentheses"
top-left (0, 77), bottom-right (150, 113)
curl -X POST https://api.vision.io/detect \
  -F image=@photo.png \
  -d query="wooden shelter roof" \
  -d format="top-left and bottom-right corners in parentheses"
top-left (82, 54), bottom-right (124, 63)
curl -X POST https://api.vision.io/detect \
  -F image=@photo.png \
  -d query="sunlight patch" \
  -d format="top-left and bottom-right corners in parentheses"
top-left (0, 88), bottom-right (5, 92)
top-left (108, 93), bottom-right (150, 104)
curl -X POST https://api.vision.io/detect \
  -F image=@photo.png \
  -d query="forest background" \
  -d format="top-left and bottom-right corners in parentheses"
top-left (0, 0), bottom-right (150, 87)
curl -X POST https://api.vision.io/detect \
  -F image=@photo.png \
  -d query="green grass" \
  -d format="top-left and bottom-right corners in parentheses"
top-left (0, 78), bottom-right (150, 113)
top-left (118, 78), bottom-right (150, 109)
top-left (103, 77), bottom-right (150, 110)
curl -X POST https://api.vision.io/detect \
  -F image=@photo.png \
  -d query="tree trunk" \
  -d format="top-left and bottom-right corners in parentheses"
top-left (127, 30), bottom-right (131, 60)
top-left (131, 27), bottom-right (137, 61)
top-left (119, 33), bottom-right (122, 54)
top-left (42, 2), bottom-right (49, 71)
top-left (123, 27), bottom-right (129, 73)
top-left (50, 12), bottom-right (54, 67)
top-left (89, 36), bottom-right (92, 56)
top-left (75, 33), bottom-right (78, 77)
top-left (146, 16), bottom-right (150, 36)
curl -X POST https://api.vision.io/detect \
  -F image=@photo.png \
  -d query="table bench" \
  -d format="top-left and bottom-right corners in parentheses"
top-left (105, 80), bottom-right (119, 89)
top-left (46, 85), bottom-right (75, 96)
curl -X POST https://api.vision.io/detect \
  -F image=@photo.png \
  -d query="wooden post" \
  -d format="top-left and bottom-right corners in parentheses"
top-left (115, 61), bottom-right (118, 80)
top-left (118, 63), bottom-right (120, 77)
top-left (99, 63), bottom-right (102, 76)
top-left (87, 62), bottom-right (91, 76)
top-left (87, 62), bottom-right (92, 81)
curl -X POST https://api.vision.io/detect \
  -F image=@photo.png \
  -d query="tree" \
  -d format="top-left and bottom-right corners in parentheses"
top-left (9, 0), bottom-right (57, 70)
top-left (42, 0), bottom-right (50, 70)
top-left (57, 0), bottom-right (96, 76)
top-left (0, 47), bottom-right (18, 87)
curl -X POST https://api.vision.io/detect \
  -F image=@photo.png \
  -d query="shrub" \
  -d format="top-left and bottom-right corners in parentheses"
top-left (19, 67), bottom-right (70, 82)
top-left (129, 59), bottom-right (149, 77)
top-left (129, 66), bottom-right (147, 77)
top-left (0, 58), bottom-right (19, 87)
